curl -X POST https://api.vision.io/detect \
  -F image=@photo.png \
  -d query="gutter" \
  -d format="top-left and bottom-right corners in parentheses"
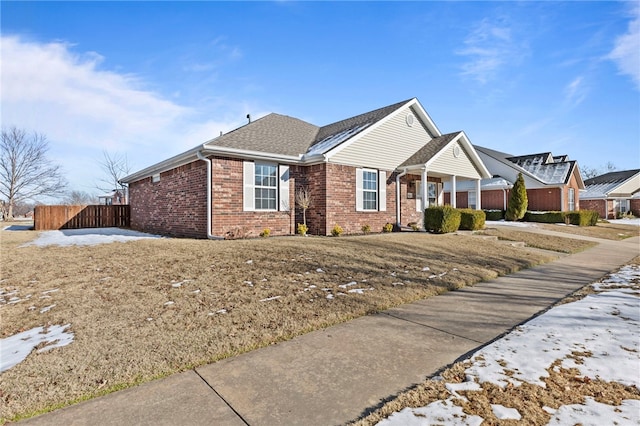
top-left (196, 151), bottom-right (224, 240)
top-left (395, 168), bottom-right (408, 227)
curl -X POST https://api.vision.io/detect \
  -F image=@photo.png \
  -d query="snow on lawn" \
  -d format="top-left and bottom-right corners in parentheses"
top-left (485, 220), bottom-right (537, 228)
top-left (608, 218), bottom-right (640, 226)
top-left (20, 227), bottom-right (162, 247)
top-left (378, 264), bottom-right (640, 426)
top-left (0, 324), bottom-right (74, 373)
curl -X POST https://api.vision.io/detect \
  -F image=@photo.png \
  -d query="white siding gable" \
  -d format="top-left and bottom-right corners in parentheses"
top-left (328, 106), bottom-right (433, 170)
top-left (428, 141), bottom-right (484, 180)
top-left (611, 173), bottom-right (640, 197)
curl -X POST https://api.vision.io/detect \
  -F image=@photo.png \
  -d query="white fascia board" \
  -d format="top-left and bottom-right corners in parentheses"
top-left (121, 145), bottom-right (203, 183)
top-left (324, 98), bottom-right (441, 161)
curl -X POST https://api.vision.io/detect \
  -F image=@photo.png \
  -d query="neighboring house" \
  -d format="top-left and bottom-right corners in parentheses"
top-left (580, 169), bottom-right (640, 219)
top-left (444, 146), bottom-right (584, 212)
top-left (98, 190), bottom-right (127, 206)
top-left (121, 98), bottom-right (491, 238)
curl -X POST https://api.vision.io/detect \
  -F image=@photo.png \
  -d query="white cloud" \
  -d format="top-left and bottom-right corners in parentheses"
top-left (607, 3), bottom-right (640, 90)
top-left (457, 18), bottom-right (525, 85)
top-left (0, 35), bottom-right (254, 195)
top-left (564, 76), bottom-right (588, 107)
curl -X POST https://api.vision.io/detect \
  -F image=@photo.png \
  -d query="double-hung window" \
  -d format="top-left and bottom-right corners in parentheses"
top-left (362, 170), bottom-right (378, 210)
top-left (243, 161), bottom-right (289, 211)
top-left (568, 188), bottom-right (575, 211)
top-left (356, 168), bottom-right (386, 212)
top-left (254, 163), bottom-right (277, 210)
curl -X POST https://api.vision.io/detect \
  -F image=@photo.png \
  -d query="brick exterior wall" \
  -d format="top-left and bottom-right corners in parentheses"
top-left (129, 161), bottom-right (208, 238)
top-left (399, 175), bottom-right (424, 226)
top-left (480, 189), bottom-right (507, 210)
top-left (632, 199), bottom-right (640, 217)
top-left (580, 199), bottom-right (606, 219)
top-left (210, 157), bottom-right (295, 238)
top-left (323, 163), bottom-right (396, 235)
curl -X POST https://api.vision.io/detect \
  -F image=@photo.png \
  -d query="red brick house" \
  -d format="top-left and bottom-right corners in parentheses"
top-left (121, 98), bottom-right (491, 238)
top-left (444, 146), bottom-right (584, 212)
top-left (580, 169), bottom-right (640, 219)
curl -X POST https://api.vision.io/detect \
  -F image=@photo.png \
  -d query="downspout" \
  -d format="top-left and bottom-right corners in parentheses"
top-left (395, 168), bottom-right (408, 228)
top-left (196, 151), bottom-right (223, 240)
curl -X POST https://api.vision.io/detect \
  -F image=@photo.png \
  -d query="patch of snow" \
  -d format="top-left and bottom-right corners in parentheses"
top-left (326, 294), bottom-right (334, 300)
top-left (608, 218), bottom-right (640, 226)
top-left (246, 260), bottom-right (253, 264)
top-left (41, 289), bottom-right (59, 294)
top-left (339, 281), bottom-right (358, 289)
top-left (163, 301), bottom-right (175, 306)
top-left (0, 324), bottom-right (74, 373)
top-left (171, 280), bottom-right (192, 288)
top-left (347, 287), bottom-right (374, 294)
top-left (485, 220), bottom-right (537, 228)
top-left (40, 304), bottom-right (56, 314)
top-left (379, 263), bottom-right (640, 425)
top-left (546, 397), bottom-right (640, 425)
top-left (259, 296), bottom-right (281, 302)
top-left (422, 266), bottom-right (430, 271)
top-left (21, 228), bottom-right (162, 247)
top-left (491, 404), bottom-right (521, 420)
top-left (316, 268), bottom-right (324, 273)
top-left (376, 399), bottom-right (483, 426)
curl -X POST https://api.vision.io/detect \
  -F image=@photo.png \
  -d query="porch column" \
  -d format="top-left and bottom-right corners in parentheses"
top-left (421, 168), bottom-right (428, 211)
top-left (451, 175), bottom-right (457, 208)
top-left (476, 179), bottom-right (482, 210)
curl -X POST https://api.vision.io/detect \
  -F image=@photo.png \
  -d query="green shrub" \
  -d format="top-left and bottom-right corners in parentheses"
top-left (331, 224), bottom-right (343, 237)
top-left (361, 224), bottom-right (371, 234)
top-left (483, 210), bottom-right (504, 221)
top-left (458, 209), bottom-right (486, 230)
top-left (523, 211), bottom-right (565, 223)
top-left (566, 210), bottom-right (599, 226)
top-left (409, 222), bottom-right (421, 231)
top-left (297, 223), bottom-right (308, 236)
top-left (506, 173), bottom-right (528, 221)
top-left (424, 206), bottom-right (461, 234)
top-left (382, 223), bottom-right (394, 233)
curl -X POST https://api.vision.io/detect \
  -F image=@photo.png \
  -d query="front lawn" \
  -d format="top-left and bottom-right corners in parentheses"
top-left (1, 227), bottom-right (567, 421)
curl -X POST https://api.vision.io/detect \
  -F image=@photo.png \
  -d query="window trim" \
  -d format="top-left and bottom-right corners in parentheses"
top-left (243, 161), bottom-right (289, 212)
top-left (356, 168), bottom-right (386, 212)
top-left (254, 162), bottom-right (278, 211)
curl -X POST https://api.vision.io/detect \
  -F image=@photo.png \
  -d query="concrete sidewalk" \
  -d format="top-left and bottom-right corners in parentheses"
top-left (19, 234), bottom-right (639, 426)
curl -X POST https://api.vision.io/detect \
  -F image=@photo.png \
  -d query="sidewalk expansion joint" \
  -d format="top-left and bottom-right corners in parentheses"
top-left (381, 312), bottom-right (485, 344)
top-left (193, 369), bottom-right (251, 426)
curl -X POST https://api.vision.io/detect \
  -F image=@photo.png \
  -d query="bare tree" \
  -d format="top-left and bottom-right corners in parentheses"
top-left (0, 127), bottom-right (67, 219)
top-left (64, 190), bottom-right (97, 205)
top-left (96, 151), bottom-right (131, 203)
top-left (295, 186), bottom-right (312, 227)
top-left (580, 162), bottom-right (617, 180)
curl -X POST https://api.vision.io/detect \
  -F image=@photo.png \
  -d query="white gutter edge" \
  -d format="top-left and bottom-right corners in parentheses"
top-left (196, 151), bottom-right (224, 240)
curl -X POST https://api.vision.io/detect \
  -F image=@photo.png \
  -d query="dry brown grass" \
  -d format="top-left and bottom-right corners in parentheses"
top-left (479, 228), bottom-right (597, 253)
top-left (0, 226), bottom-right (565, 422)
top-left (539, 222), bottom-right (640, 240)
top-left (352, 257), bottom-right (640, 426)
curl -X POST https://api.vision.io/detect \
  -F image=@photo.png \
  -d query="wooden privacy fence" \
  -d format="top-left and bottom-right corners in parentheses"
top-left (34, 205), bottom-right (130, 230)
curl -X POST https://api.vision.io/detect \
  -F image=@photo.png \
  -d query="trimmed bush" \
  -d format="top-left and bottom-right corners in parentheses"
top-left (566, 210), bottom-right (599, 226)
top-left (523, 211), bottom-right (565, 223)
top-left (297, 223), bottom-right (308, 236)
top-left (361, 224), bottom-right (371, 234)
top-left (424, 206), bottom-right (461, 234)
top-left (459, 209), bottom-right (486, 230)
top-left (382, 223), bottom-right (394, 233)
top-left (331, 224), bottom-right (343, 237)
top-left (506, 173), bottom-right (528, 221)
top-left (483, 209), bottom-right (505, 221)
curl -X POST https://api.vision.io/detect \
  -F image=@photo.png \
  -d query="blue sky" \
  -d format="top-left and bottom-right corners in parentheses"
top-left (2, 1), bottom-right (639, 198)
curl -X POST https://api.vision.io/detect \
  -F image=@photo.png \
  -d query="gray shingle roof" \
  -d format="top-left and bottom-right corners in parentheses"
top-left (203, 113), bottom-right (319, 157)
top-left (399, 132), bottom-right (461, 167)
top-left (584, 169), bottom-right (640, 185)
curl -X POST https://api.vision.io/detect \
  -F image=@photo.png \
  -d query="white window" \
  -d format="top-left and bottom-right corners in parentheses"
top-left (618, 199), bottom-right (630, 214)
top-left (568, 188), bottom-right (575, 211)
top-left (416, 181), bottom-right (438, 205)
top-left (356, 169), bottom-right (386, 212)
top-left (243, 161), bottom-right (289, 211)
top-left (152, 173), bottom-right (160, 183)
top-left (468, 191), bottom-right (476, 210)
